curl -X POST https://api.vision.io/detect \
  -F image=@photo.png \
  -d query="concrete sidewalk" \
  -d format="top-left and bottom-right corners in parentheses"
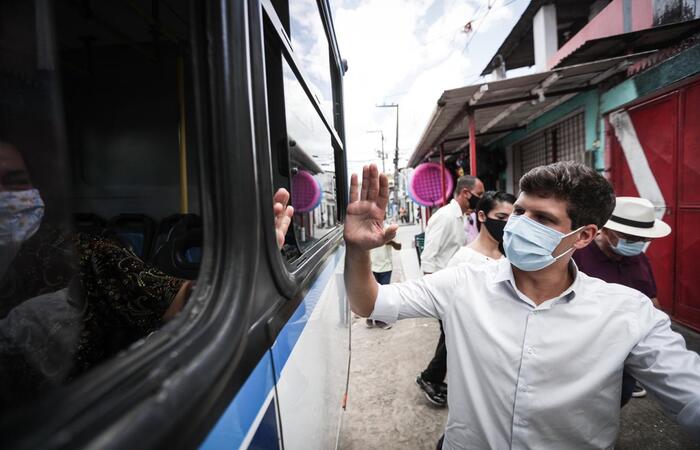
top-left (340, 224), bottom-right (446, 450)
top-left (339, 224), bottom-right (700, 449)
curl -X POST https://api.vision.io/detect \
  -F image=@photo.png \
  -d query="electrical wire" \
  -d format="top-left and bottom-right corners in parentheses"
top-left (461, 0), bottom-right (521, 54)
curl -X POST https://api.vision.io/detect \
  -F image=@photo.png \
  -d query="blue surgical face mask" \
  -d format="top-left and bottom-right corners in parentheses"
top-left (0, 189), bottom-right (44, 278)
top-left (0, 189), bottom-right (44, 245)
top-left (503, 214), bottom-right (582, 272)
top-left (611, 238), bottom-right (645, 256)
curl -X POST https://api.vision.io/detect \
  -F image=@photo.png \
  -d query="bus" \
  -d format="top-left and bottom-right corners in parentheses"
top-left (0, 0), bottom-right (349, 448)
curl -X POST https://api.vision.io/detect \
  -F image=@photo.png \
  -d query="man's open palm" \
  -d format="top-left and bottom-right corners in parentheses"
top-left (344, 164), bottom-right (398, 250)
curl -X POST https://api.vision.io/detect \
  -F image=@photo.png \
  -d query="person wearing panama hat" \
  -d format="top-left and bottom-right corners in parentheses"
top-left (573, 196), bottom-right (672, 405)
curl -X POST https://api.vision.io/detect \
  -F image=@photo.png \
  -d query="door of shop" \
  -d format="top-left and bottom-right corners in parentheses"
top-left (606, 77), bottom-right (700, 332)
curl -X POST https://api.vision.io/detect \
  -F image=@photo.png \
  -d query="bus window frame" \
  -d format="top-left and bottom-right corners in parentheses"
top-left (254, 0), bottom-right (349, 307)
top-left (2, 2), bottom-right (267, 449)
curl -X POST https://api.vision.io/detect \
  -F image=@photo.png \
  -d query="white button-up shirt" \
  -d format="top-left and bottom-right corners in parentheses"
top-left (421, 199), bottom-right (467, 273)
top-left (448, 246), bottom-right (500, 267)
top-left (370, 258), bottom-right (700, 449)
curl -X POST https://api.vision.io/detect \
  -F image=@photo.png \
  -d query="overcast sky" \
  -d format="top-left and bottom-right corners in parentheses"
top-left (327, 0), bottom-right (532, 177)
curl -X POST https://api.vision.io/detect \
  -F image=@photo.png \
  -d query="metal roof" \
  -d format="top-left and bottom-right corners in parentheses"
top-left (553, 18), bottom-right (700, 68)
top-left (410, 53), bottom-right (647, 167)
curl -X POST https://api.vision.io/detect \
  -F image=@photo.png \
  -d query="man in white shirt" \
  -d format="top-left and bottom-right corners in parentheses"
top-left (417, 175), bottom-right (484, 405)
top-left (343, 163), bottom-right (700, 449)
top-left (420, 175), bottom-right (484, 274)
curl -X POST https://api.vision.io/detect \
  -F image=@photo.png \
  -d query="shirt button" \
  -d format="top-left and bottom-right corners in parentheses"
top-left (527, 347), bottom-right (534, 355)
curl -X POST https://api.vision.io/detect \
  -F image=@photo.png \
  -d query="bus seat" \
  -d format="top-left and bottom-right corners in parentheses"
top-left (151, 214), bottom-right (202, 279)
top-left (107, 214), bottom-right (156, 259)
top-left (73, 213), bottom-right (107, 235)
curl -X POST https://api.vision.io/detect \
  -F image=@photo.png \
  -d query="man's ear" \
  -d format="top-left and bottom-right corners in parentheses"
top-left (477, 210), bottom-right (486, 223)
top-left (573, 224), bottom-right (598, 249)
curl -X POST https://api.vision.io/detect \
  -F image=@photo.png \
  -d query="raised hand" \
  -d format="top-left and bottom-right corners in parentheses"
top-left (273, 188), bottom-right (294, 249)
top-left (344, 164), bottom-right (398, 250)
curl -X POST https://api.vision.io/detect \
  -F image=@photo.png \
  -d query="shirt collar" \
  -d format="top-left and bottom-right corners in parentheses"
top-left (449, 199), bottom-right (465, 218)
top-left (492, 258), bottom-right (580, 305)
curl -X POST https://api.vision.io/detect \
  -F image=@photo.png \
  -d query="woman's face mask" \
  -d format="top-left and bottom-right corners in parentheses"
top-left (0, 189), bottom-right (45, 277)
top-left (0, 189), bottom-right (44, 244)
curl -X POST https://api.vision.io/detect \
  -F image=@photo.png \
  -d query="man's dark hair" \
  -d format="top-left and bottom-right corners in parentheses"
top-left (519, 161), bottom-right (615, 229)
top-left (454, 175), bottom-right (477, 197)
top-left (476, 191), bottom-right (517, 216)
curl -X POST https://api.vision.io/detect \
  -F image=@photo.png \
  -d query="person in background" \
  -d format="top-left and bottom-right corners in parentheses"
top-left (415, 191), bottom-right (515, 407)
top-left (463, 211), bottom-right (479, 245)
top-left (573, 196), bottom-right (671, 403)
top-left (415, 174), bottom-right (484, 406)
top-left (449, 191), bottom-right (516, 265)
top-left (421, 175), bottom-right (485, 274)
top-left (366, 239), bottom-right (402, 330)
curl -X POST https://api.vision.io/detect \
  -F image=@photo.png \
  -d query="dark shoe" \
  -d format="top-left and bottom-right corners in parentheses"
top-left (632, 382), bottom-right (647, 398)
top-left (374, 320), bottom-right (392, 330)
top-left (416, 375), bottom-right (447, 407)
top-left (366, 318), bottom-right (392, 330)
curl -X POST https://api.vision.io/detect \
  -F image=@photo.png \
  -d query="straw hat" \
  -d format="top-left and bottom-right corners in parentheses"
top-left (604, 197), bottom-right (671, 239)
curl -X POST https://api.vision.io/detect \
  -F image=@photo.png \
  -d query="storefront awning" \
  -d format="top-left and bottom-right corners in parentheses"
top-left (409, 53), bottom-right (649, 168)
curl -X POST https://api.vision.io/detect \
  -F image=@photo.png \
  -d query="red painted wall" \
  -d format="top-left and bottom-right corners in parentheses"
top-left (606, 77), bottom-right (700, 331)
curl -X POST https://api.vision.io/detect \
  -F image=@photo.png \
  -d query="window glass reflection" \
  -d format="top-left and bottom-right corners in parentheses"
top-left (282, 60), bottom-right (337, 251)
top-left (0, 0), bottom-right (199, 414)
top-left (289, 0), bottom-right (334, 121)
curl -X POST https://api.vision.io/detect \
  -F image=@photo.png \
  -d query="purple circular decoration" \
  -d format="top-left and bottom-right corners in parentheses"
top-left (409, 163), bottom-right (454, 207)
top-left (292, 170), bottom-right (322, 213)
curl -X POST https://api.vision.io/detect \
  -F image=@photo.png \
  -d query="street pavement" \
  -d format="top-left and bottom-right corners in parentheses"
top-left (339, 224), bottom-right (700, 449)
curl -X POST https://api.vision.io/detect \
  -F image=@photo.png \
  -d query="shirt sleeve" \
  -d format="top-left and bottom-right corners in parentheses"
top-left (369, 268), bottom-right (460, 324)
top-left (625, 297), bottom-right (700, 440)
top-left (420, 214), bottom-right (447, 273)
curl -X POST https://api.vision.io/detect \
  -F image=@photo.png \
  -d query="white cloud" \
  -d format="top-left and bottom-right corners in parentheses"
top-left (330, 0), bottom-right (526, 177)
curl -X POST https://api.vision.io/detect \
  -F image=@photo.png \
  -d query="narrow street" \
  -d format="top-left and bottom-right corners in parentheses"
top-left (340, 224), bottom-right (700, 449)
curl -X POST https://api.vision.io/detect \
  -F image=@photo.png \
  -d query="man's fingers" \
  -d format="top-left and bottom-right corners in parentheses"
top-left (383, 224), bottom-right (399, 243)
top-left (366, 164), bottom-right (379, 201)
top-left (349, 173), bottom-right (359, 203)
top-left (360, 165), bottom-right (369, 201)
top-left (376, 173), bottom-right (390, 211)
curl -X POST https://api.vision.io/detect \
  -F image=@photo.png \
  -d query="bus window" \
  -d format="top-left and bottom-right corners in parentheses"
top-left (0, 0), bottom-right (201, 415)
top-left (264, 1), bottom-right (341, 262)
top-left (289, 0), bottom-right (334, 121)
top-left (282, 60), bottom-right (337, 251)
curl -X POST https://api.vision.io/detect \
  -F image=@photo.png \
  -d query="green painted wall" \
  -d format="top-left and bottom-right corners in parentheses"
top-left (488, 89), bottom-right (603, 169)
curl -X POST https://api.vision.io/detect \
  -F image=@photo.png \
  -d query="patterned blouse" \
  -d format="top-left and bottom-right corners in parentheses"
top-left (0, 226), bottom-right (184, 409)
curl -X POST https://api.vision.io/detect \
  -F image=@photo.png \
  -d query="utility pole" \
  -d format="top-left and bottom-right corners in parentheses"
top-left (366, 129), bottom-right (386, 173)
top-left (376, 103), bottom-right (400, 217)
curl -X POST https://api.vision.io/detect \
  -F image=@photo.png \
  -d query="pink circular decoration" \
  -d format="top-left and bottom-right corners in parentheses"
top-left (292, 170), bottom-right (322, 213)
top-left (409, 163), bottom-right (454, 207)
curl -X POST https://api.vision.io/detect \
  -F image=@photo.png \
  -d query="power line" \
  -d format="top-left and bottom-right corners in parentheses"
top-left (461, 0), bottom-right (521, 55)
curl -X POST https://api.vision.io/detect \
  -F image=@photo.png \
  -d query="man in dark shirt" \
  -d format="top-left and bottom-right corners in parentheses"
top-left (573, 196), bottom-right (671, 404)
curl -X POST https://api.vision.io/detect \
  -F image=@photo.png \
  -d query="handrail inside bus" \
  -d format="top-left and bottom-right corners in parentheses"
top-left (177, 54), bottom-right (189, 214)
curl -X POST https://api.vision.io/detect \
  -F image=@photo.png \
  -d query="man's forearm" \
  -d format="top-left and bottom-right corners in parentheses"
top-left (344, 245), bottom-right (378, 317)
